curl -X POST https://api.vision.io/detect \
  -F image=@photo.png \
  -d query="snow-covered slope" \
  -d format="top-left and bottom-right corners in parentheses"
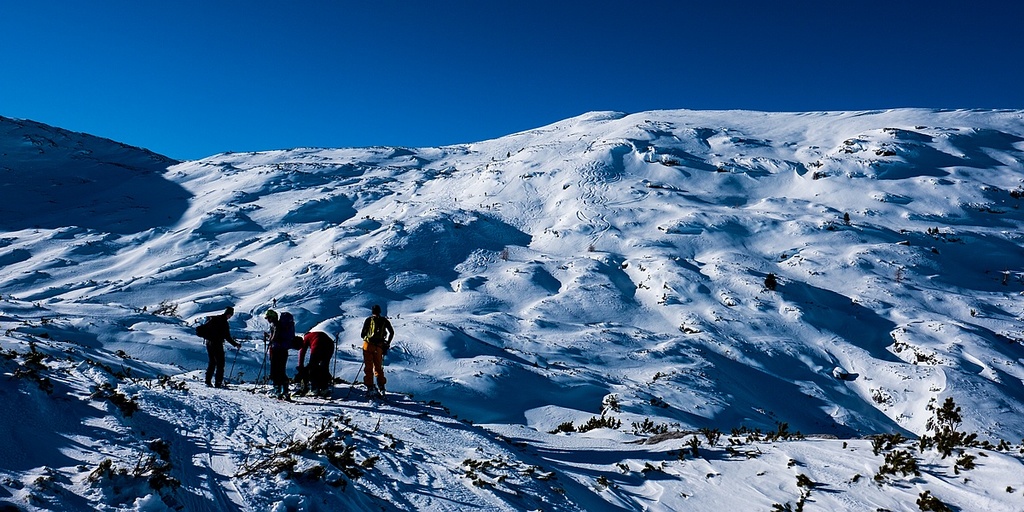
top-left (1, 109), bottom-right (1023, 511)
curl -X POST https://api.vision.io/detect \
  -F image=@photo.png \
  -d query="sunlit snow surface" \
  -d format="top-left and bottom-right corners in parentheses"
top-left (1, 109), bottom-right (1023, 510)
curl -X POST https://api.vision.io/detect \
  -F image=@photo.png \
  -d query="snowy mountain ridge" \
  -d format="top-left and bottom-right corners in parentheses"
top-left (1, 108), bottom-right (1024, 511)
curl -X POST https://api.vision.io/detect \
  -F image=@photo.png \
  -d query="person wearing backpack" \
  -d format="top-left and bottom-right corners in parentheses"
top-left (296, 330), bottom-right (335, 398)
top-left (360, 304), bottom-right (394, 398)
top-left (198, 306), bottom-right (240, 388)
top-left (264, 309), bottom-right (295, 400)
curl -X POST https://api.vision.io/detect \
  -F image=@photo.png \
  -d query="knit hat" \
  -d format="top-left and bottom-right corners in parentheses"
top-left (264, 309), bottom-right (278, 321)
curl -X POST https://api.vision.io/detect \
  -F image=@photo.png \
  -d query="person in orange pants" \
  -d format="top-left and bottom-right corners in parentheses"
top-left (360, 304), bottom-right (394, 398)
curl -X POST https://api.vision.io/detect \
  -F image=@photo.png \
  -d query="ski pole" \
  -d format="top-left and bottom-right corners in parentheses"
top-left (332, 331), bottom-right (341, 377)
top-left (227, 343), bottom-right (241, 383)
top-left (343, 362), bottom-right (364, 400)
top-left (331, 331), bottom-right (341, 391)
top-left (253, 332), bottom-right (269, 391)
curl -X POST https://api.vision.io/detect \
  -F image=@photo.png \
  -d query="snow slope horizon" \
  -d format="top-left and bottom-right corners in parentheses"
top-left (2, 108), bottom-right (1024, 510)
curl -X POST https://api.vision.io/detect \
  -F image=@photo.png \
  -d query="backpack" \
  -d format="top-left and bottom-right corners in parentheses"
top-left (366, 316), bottom-right (385, 344)
top-left (196, 317), bottom-right (212, 339)
top-left (278, 312), bottom-right (296, 345)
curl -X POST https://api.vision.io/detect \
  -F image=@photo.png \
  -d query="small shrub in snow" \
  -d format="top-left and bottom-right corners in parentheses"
top-left (88, 459), bottom-right (118, 484)
top-left (154, 374), bottom-right (188, 391)
top-left (10, 346), bottom-right (54, 394)
top-left (577, 415), bottom-right (621, 432)
top-left (953, 452), bottom-right (976, 474)
top-left (871, 433), bottom-right (907, 456)
top-left (641, 462), bottom-right (664, 476)
top-left (151, 300), bottom-right (179, 317)
top-left (772, 499), bottom-right (806, 512)
top-left (602, 394), bottom-right (621, 413)
top-left (550, 421), bottom-right (576, 434)
top-left (632, 418), bottom-right (669, 435)
top-left (461, 456), bottom-right (521, 489)
top-left (895, 266), bottom-right (906, 284)
top-left (86, 447), bottom-right (179, 503)
top-left (699, 427), bottom-right (722, 447)
top-left (871, 388), bottom-right (893, 405)
top-left (235, 417), bottom-right (364, 482)
top-left (90, 383), bottom-right (139, 417)
top-left (687, 436), bottom-right (702, 457)
top-left (795, 474), bottom-right (815, 489)
top-left (731, 425), bottom-right (763, 442)
top-left (919, 397), bottom-right (978, 458)
top-left (916, 490), bottom-right (951, 511)
top-left (874, 449), bottom-right (919, 481)
top-left (764, 422), bottom-right (802, 442)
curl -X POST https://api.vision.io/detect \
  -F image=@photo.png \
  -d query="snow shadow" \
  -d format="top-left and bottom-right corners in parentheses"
top-left (701, 345), bottom-right (908, 436)
top-left (282, 194), bottom-right (358, 225)
top-left (0, 154), bottom-right (189, 234)
top-left (875, 128), bottom-right (1024, 180)
top-left (373, 213), bottom-right (532, 296)
top-left (0, 117), bottom-right (190, 234)
top-left (0, 374), bottom-right (104, 475)
top-left (775, 279), bottom-right (901, 364)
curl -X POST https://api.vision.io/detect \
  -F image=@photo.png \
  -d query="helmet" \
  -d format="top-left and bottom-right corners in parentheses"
top-left (371, 304), bottom-right (381, 315)
top-left (264, 309), bottom-right (278, 321)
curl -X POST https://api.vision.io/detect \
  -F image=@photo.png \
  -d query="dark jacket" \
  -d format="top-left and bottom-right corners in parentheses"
top-left (360, 315), bottom-right (394, 346)
top-left (204, 313), bottom-right (235, 345)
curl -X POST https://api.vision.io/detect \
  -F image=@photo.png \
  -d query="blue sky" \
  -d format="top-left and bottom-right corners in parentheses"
top-left (2, 1), bottom-right (1022, 160)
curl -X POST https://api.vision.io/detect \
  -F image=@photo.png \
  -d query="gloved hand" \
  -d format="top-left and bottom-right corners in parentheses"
top-left (383, 342), bottom-right (391, 356)
top-left (231, 340), bottom-right (242, 349)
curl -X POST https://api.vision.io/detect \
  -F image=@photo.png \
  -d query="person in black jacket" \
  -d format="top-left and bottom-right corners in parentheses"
top-left (200, 306), bottom-right (240, 388)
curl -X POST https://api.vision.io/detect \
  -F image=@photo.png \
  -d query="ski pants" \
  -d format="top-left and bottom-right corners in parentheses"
top-left (205, 340), bottom-right (226, 386)
top-left (269, 347), bottom-right (290, 387)
top-left (362, 342), bottom-right (386, 390)
top-left (309, 344), bottom-right (334, 391)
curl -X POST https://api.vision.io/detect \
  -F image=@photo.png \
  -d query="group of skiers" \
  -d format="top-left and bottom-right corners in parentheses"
top-left (197, 304), bottom-right (394, 401)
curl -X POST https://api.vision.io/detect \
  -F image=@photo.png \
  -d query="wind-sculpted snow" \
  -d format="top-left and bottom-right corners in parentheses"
top-left (2, 109), bottom-right (1024, 510)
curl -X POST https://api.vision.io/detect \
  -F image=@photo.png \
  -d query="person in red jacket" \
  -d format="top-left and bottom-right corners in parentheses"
top-left (296, 330), bottom-right (335, 398)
